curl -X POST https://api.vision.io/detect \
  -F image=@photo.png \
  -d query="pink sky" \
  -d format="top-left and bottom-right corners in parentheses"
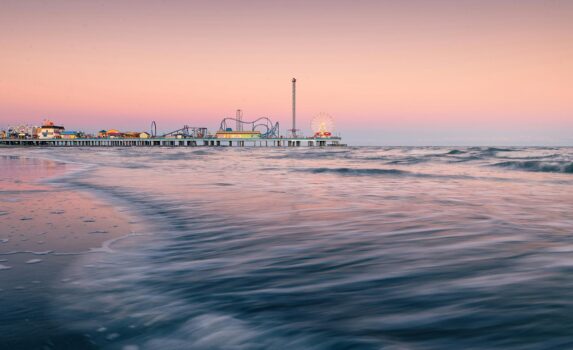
top-left (0, 0), bottom-right (572, 145)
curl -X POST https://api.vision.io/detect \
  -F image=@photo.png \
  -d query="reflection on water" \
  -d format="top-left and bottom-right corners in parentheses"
top-left (2, 147), bottom-right (573, 349)
top-left (0, 156), bottom-right (68, 191)
top-left (0, 155), bottom-right (136, 349)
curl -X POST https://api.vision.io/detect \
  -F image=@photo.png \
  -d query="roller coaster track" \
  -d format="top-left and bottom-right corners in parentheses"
top-left (162, 125), bottom-right (208, 138)
top-left (219, 117), bottom-right (280, 138)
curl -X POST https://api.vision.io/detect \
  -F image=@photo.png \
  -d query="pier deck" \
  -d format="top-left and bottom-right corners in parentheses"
top-left (0, 137), bottom-right (344, 147)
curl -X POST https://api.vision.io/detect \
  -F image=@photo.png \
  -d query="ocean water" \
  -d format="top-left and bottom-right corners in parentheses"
top-left (2, 146), bottom-right (573, 349)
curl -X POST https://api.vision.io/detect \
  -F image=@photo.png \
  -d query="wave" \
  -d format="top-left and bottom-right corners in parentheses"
top-left (492, 161), bottom-right (573, 174)
top-left (468, 147), bottom-right (517, 153)
top-left (265, 150), bottom-right (350, 160)
top-left (384, 157), bottom-right (429, 165)
top-left (296, 167), bottom-right (522, 183)
top-left (119, 163), bottom-right (149, 169)
top-left (493, 153), bottom-right (563, 161)
top-left (299, 167), bottom-right (410, 176)
top-left (485, 147), bottom-right (516, 153)
top-left (447, 156), bottom-right (484, 163)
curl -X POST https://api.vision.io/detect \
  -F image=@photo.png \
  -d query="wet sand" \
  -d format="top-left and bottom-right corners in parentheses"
top-left (0, 156), bottom-right (137, 349)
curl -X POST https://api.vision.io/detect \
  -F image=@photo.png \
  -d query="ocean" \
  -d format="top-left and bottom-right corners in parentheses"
top-left (1, 146), bottom-right (573, 349)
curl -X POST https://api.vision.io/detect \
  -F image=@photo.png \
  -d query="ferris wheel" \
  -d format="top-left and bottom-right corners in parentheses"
top-left (8, 124), bottom-right (36, 137)
top-left (311, 113), bottom-right (335, 138)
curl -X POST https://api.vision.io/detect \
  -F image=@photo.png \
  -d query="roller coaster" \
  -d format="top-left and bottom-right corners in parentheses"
top-left (150, 121), bottom-right (208, 138)
top-left (150, 117), bottom-right (280, 139)
top-left (219, 117), bottom-right (280, 138)
top-left (162, 125), bottom-right (208, 138)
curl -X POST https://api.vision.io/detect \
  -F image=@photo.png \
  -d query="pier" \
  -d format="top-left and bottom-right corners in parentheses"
top-left (1, 79), bottom-right (346, 148)
top-left (0, 136), bottom-right (344, 147)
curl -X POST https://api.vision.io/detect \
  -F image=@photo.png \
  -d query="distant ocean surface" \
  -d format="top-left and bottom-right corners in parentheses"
top-left (2, 146), bottom-right (573, 349)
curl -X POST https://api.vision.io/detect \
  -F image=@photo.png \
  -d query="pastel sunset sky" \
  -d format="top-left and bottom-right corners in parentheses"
top-left (0, 0), bottom-right (571, 145)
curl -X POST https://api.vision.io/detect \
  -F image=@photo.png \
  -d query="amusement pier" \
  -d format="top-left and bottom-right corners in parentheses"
top-left (1, 79), bottom-right (345, 148)
top-left (0, 136), bottom-right (342, 148)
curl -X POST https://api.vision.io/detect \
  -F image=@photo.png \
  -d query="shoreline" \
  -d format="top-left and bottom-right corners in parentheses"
top-left (0, 155), bottom-right (145, 348)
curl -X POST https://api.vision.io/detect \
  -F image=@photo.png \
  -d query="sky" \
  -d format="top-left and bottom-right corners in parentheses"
top-left (0, 0), bottom-right (571, 145)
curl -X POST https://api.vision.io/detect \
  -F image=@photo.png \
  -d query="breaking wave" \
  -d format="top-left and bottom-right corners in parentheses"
top-left (492, 161), bottom-right (573, 174)
top-left (469, 147), bottom-right (517, 154)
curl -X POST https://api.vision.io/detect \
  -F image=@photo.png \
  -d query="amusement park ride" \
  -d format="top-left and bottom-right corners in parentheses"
top-left (150, 120), bottom-right (208, 139)
top-left (311, 113), bottom-right (335, 138)
top-left (153, 113), bottom-right (330, 140)
top-left (1, 78), bottom-right (344, 147)
top-left (150, 78), bottom-right (333, 140)
top-left (219, 116), bottom-right (280, 138)
top-left (150, 113), bottom-right (280, 139)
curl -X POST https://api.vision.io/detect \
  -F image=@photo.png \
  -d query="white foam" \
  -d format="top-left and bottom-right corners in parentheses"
top-left (88, 233), bottom-right (147, 253)
top-left (0, 250), bottom-right (53, 256)
top-left (106, 333), bottom-right (120, 340)
top-left (26, 259), bottom-right (43, 264)
top-left (0, 264), bottom-right (12, 270)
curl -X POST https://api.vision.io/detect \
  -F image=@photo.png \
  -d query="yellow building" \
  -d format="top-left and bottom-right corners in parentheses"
top-left (215, 131), bottom-right (261, 139)
top-left (123, 132), bottom-right (140, 138)
top-left (61, 131), bottom-right (78, 139)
